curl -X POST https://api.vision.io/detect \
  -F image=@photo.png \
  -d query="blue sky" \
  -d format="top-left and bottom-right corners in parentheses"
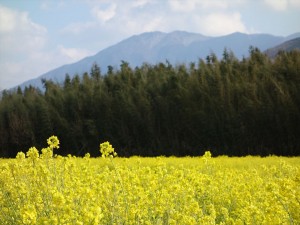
top-left (0, 0), bottom-right (300, 90)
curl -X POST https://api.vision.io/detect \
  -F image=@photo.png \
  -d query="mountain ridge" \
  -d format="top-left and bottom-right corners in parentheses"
top-left (13, 31), bottom-right (300, 90)
top-left (265, 37), bottom-right (300, 58)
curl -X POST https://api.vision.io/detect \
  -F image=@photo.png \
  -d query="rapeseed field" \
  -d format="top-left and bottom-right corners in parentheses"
top-left (0, 136), bottom-right (299, 224)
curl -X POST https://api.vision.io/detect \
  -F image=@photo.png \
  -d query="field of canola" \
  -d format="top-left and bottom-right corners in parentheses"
top-left (0, 136), bottom-right (299, 225)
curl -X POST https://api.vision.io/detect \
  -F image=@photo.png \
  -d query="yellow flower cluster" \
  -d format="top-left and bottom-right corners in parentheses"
top-left (47, 135), bottom-right (60, 149)
top-left (0, 137), bottom-right (299, 224)
top-left (100, 141), bottom-right (117, 158)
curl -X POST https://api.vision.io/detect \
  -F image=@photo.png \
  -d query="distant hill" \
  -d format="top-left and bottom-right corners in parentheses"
top-left (264, 37), bottom-right (300, 58)
top-left (15, 31), bottom-right (300, 90)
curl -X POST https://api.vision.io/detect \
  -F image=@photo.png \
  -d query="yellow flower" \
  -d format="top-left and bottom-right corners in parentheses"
top-left (100, 141), bottom-right (117, 158)
top-left (16, 151), bottom-right (25, 159)
top-left (84, 153), bottom-right (90, 159)
top-left (203, 150), bottom-right (212, 158)
top-left (47, 135), bottom-right (60, 149)
top-left (52, 191), bottom-right (66, 207)
top-left (1, 137), bottom-right (300, 225)
top-left (20, 205), bottom-right (37, 225)
top-left (41, 147), bottom-right (53, 159)
top-left (26, 147), bottom-right (39, 159)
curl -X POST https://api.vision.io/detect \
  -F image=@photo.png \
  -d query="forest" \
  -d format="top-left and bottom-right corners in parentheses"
top-left (0, 47), bottom-right (299, 157)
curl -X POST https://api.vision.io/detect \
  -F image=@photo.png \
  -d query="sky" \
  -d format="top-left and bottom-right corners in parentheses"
top-left (0, 0), bottom-right (300, 90)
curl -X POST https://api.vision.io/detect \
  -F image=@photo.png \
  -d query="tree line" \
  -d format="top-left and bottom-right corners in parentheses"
top-left (1, 47), bottom-right (299, 157)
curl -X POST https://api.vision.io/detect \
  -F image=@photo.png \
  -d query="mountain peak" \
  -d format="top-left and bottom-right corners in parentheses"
top-left (165, 30), bottom-right (210, 45)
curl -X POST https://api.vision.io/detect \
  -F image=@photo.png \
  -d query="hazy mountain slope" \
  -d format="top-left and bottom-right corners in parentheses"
top-left (285, 32), bottom-right (300, 41)
top-left (265, 37), bottom-right (300, 58)
top-left (15, 31), bottom-right (299, 90)
top-left (188, 32), bottom-right (285, 59)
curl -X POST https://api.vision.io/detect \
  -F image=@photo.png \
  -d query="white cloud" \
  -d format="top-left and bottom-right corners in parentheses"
top-left (0, 5), bottom-right (16, 32)
top-left (92, 3), bottom-right (117, 23)
top-left (198, 12), bottom-right (248, 36)
top-left (84, 0), bottom-right (249, 38)
top-left (264, 0), bottom-right (288, 11)
top-left (131, 0), bottom-right (151, 8)
top-left (290, 0), bottom-right (300, 7)
top-left (0, 5), bottom-right (47, 56)
top-left (0, 5), bottom-right (46, 34)
top-left (264, 0), bottom-right (300, 10)
top-left (0, 5), bottom-right (48, 89)
top-left (168, 0), bottom-right (199, 12)
top-left (136, 1), bottom-right (248, 36)
top-left (142, 17), bottom-right (165, 32)
top-left (117, 11), bottom-right (166, 35)
top-left (58, 46), bottom-right (92, 61)
top-left (0, 4), bottom-right (91, 90)
top-left (84, 1), bottom-right (167, 37)
top-left (168, 0), bottom-right (245, 12)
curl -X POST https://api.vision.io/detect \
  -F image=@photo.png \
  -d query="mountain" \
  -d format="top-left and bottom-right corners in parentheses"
top-left (264, 37), bottom-right (300, 58)
top-left (15, 31), bottom-right (300, 90)
top-left (285, 32), bottom-right (300, 40)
